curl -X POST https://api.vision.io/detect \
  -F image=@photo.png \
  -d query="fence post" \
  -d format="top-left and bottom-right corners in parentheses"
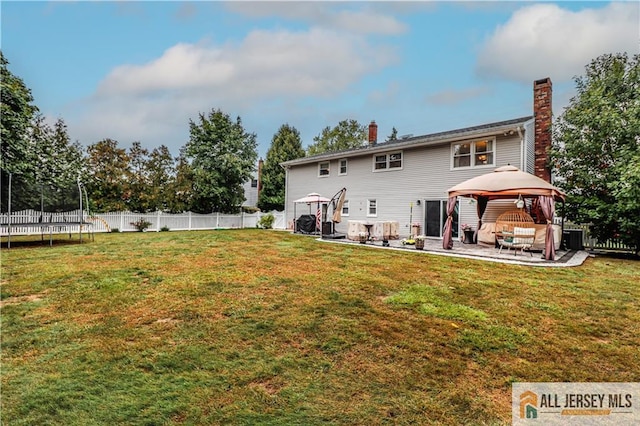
top-left (120, 212), bottom-right (124, 231)
top-left (188, 211), bottom-right (192, 231)
top-left (157, 210), bottom-right (161, 232)
top-left (216, 212), bottom-right (220, 229)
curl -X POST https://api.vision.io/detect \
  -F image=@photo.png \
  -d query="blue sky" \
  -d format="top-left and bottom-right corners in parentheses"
top-left (1, 1), bottom-right (637, 158)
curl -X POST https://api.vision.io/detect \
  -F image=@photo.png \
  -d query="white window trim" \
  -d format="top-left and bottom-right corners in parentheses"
top-left (450, 138), bottom-right (496, 170)
top-left (372, 151), bottom-right (403, 172)
top-left (341, 200), bottom-right (350, 216)
top-left (339, 158), bottom-right (348, 176)
top-left (367, 199), bottom-right (377, 217)
top-left (318, 161), bottom-right (330, 177)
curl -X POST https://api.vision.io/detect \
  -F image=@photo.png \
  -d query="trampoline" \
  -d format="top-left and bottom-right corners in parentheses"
top-left (1, 173), bottom-right (94, 248)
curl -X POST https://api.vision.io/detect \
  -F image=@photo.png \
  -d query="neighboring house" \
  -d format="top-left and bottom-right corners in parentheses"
top-left (281, 78), bottom-right (554, 240)
top-left (242, 159), bottom-right (263, 209)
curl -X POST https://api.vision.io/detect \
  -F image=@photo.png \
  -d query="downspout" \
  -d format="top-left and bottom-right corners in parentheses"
top-left (517, 126), bottom-right (524, 170)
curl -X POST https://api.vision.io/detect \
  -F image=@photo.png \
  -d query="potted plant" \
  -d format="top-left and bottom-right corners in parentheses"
top-left (461, 224), bottom-right (475, 244)
top-left (358, 231), bottom-right (368, 244)
top-left (414, 235), bottom-right (426, 250)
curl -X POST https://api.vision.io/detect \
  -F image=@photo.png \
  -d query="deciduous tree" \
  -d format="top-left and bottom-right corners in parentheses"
top-left (306, 119), bottom-right (366, 156)
top-left (550, 52), bottom-right (640, 253)
top-left (86, 139), bottom-right (130, 212)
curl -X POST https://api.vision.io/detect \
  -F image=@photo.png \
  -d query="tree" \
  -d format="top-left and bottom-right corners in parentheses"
top-left (1, 52), bottom-right (40, 212)
top-left (126, 141), bottom-right (150, 212)
top-left (31, 116), bottom-right (85, 211)
top-left (386, 127), bottom-right (398, 142)
top-left (0, 51), bottom-right (39, 176)
top-left (184, 109), bottom-right (257, 213)
top-left (550, 52), bottom-right (640, 253)
top-left (258, 124), bottom-right (305, 211)
top-left (306, 119), bottom-right (366, 156)
top-left (86, 139), bottom-right (130, 212)
top-left (145, 145), bottom-right (176, 212)
top-left (166, 150), bottom-right (194, 213)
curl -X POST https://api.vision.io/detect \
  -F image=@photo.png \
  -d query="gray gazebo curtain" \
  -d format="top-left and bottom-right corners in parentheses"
top-left (442, 196), bottom-right (457, 250)
top-left (539, 195), bottom-right (556, 260)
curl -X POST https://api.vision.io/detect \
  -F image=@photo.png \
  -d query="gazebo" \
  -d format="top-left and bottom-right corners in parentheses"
top-left (443, 165), bottom-right (566, 260)
top-left (292, 193), bottom-right (331, 234)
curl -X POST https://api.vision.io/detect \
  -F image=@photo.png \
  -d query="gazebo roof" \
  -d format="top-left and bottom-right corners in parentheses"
top-left (447, 166), bottom-right (566, 201)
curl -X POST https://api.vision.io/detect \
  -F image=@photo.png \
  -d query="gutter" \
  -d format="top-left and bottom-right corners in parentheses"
top-left (281, 117), bottom-right (533, 167)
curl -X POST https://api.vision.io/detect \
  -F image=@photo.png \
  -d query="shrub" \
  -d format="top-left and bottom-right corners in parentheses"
top-left (130, 218), bottom-right (152, 232)
top-left (111, 228), bottom-right (120, 233)
top-left (160, 226), bottom-right (170, 232)
top-left (258, 213), bottom-right (275, 229)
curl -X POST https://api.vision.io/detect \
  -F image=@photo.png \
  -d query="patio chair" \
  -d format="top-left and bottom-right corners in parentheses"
top-left (498, 226), bottom-right (536, 256)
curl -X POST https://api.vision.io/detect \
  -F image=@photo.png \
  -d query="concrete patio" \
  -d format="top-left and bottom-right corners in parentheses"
top-left (320, 236), bottom-right (590, 267)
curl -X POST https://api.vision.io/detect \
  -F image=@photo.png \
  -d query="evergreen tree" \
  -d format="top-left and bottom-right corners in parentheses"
top-left (258, 124), bottom-right (305, 211)
top-left (184, 109), bottom-right (257, 213)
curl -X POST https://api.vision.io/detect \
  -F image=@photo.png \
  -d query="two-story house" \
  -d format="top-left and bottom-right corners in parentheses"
top-left (281, 78), bottom-right (554, 240)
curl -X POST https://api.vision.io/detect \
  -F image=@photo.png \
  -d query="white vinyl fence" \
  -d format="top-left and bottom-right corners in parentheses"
top-left (95, 210), bottom-right (285, 233)
top-left (1, 210), bottom-right (285, 235)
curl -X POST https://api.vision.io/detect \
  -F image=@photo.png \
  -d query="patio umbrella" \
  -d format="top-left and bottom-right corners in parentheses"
top-left (332, 188), bottom-right (347, 223)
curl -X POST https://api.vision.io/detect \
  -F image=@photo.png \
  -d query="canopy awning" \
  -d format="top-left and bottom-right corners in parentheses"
top-left (293, 193), bottom-right (331, 203)
top-left (447, 165), bottom-right (566, 201)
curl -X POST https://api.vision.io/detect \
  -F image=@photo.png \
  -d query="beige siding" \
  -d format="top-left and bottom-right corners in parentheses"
top-left (285, 134), bottom-right (524, 238)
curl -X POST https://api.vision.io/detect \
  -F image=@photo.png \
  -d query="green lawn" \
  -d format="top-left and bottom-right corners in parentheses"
top-left (1, 230), bottom-right (639, 425)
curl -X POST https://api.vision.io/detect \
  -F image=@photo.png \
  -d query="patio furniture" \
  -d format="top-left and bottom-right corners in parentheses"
top-left (498, 226), bottom-right (536, 256)
top-left (495, 210), bottom-right (535, 238)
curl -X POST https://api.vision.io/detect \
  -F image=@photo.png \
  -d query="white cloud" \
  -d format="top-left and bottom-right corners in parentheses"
top-left (476, 2), bottom-right (639, 83)
top-left (426, 86), bottom-right (491, 106)
top-left (75, 27), bottom-right (397, 153)
top-left (224, 2), bottom-right (407, 35)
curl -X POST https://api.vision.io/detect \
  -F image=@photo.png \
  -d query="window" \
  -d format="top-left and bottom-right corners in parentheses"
top-left (339, 159), bottom-right (348, 175)
top-left (452, 139), bottom-right (494, 168)
top-left (341, 200), bottom-right (350, 216)
top-left (373, 151), bottom-right (403, 171)
top-left (367, 199), bottom-right (377, 217)
top-left (318, 161), bottom-right (330, 176)
top-left (250, 179), bottom-right (258, 188)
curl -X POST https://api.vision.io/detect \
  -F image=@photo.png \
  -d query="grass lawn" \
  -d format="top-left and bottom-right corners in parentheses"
top-left (1, 229), bottom-right (639, 425)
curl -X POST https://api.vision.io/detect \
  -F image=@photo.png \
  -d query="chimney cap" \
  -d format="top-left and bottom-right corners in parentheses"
top-left (534, 77), bottom-right (552, 86)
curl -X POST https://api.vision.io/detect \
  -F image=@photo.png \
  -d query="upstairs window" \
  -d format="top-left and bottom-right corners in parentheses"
top-left (339, 159), bottom-right (348, 175)
top-left (452, 139), bottom-right (495, 168)
top-left (250, 179), bottom-right (258, 188)
top-left (318, 161), bottom-right (330, 177)
top-left (373, 151), bottom-right (403, 171)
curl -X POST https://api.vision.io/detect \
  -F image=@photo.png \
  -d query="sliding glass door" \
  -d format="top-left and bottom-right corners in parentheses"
top-left (424, 200), bottom-right (458, 238)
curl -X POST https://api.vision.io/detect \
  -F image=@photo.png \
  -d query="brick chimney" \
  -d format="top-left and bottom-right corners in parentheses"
top-left (368, 120), bottom-right (378, 146)
top-left (533, 78), bottom-right (552, 183)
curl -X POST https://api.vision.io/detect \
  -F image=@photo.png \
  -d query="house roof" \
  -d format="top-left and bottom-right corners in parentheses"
top-left (281, 116), bottom-right (533, 167)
